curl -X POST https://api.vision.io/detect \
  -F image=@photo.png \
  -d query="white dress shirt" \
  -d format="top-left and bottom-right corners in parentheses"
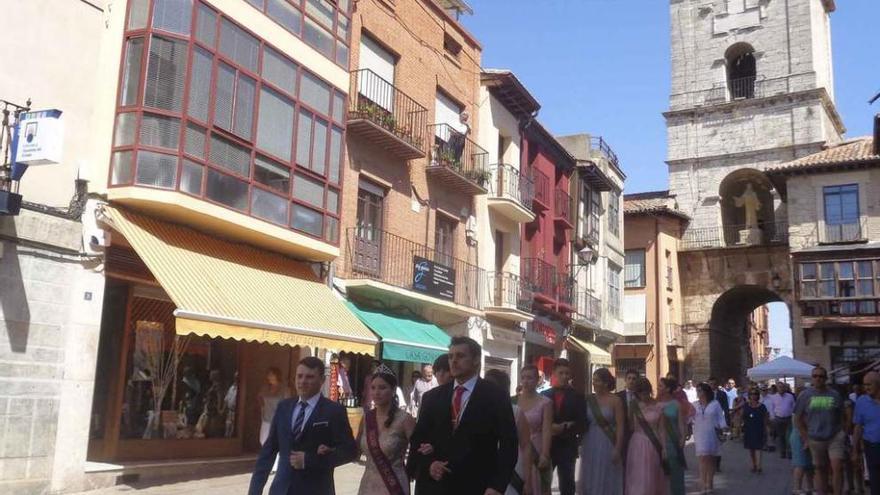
top-left (774, 393), bottom-right (796, 418)
top-left (453, 375), bottom-right (479, 422)
top-left (291, 393), bottom-right (322, 434)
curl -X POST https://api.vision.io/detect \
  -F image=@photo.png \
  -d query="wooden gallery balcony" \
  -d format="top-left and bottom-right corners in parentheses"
top-left (347, 69), bottom-right (428, 160)
top-left (427, 124), bottom-right (490, 194)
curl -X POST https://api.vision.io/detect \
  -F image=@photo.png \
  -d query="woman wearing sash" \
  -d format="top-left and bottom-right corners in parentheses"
top-left (508, 364), bottom-right (553, 495)
top-left (626, 377), bottom-right (669, 495)
top-left (356, 369), bottom-right (416, 495)
top-left (659, 378), bottom-right (687, 495)
top-left (578, 368), bottom-right (624, 495)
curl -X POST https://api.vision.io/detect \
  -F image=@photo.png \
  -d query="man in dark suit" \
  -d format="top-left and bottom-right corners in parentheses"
top-left (542, 358), bottom-right (587, 495)
top-left (616, 368), bottom-right (640, 447)
top-left (249, 356), bottom-right (356, 495)
top-left (409, 336), bottom-right (518, 495)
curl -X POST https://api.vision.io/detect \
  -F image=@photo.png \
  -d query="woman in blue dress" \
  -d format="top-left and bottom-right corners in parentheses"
top-left (578, 368), bottom-right (625, 495)
top-left (741, 387), bottom-right (770, 474)
top-left (659, 378), bottom-right (687, 495)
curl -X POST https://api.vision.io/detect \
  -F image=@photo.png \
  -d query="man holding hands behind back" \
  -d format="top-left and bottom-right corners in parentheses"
top-left (249, 356), bottom-right (356, 495)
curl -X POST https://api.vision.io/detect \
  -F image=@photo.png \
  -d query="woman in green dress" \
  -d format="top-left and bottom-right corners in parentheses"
top-left (659, 378), bottom-right (687, 495)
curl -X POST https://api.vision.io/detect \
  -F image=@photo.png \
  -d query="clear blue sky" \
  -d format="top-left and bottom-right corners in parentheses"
top-left (462, 0), bottom-right (880, 194)
top-left (463, 1), bottom-right (878, 357)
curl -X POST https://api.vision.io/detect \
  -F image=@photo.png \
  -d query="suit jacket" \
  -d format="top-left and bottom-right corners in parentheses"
top-left (248, 396), bottom-right (356, 495)
top-left (408, 378), bottom-right (518, 495)
top-left (715, 389), bottom-right (730, 414)
top-left (542, 387), bottom-right (587, 462)
top-left (616, 390), bottom-right (635, 457)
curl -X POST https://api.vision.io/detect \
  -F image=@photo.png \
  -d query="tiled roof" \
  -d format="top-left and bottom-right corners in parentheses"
top-left (767, 137), bottom-right (879, 174)
top-left (623, 190), bottom-right (690, 220)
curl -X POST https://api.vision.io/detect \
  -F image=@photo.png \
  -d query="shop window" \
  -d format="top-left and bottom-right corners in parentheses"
top-left (119, 297), bottom-right (240, 440)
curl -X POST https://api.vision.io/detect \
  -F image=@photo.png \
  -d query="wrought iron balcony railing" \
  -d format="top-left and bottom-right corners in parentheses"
top-left (680, 221), bottom-right (789, 250)
top-left (348, 69), bottom-right (428, 157)
top-left (486, 271), bottom-right (533, 314)
top-left (589, 136), bottom-right (620, 170)
top-left (427, 124), bottom-right (490, 192)
top-left (554, 188), bottom-right (573, 228)
top-left (530, 167), bottom-right (550, 210)
top-left (345, 227), bottom-right (484, 310)
top-left (729, 75), bottom-right (757, 100)
top-left (489, 163), bottom-right (534, 210)
top-left (556, 273), bottom-right (577, 308)
top-left (820, 220), bottom-right (866, 244)
top-left (521, 257), bottom-right (557, 299)
top-left (576, 291), bottom-right (602, 326)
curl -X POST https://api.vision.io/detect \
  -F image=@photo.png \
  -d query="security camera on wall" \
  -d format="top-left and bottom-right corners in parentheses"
top-left (577, 246), bottom-right (597, 264)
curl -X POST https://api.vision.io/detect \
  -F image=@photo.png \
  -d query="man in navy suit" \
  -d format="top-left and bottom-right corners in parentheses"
top-left (249, 356), bottom-right (356, 495)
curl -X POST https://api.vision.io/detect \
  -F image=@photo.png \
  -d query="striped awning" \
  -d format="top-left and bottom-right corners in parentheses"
top-left (568, 336), bottom-right (613, 365)
top-left (103, 206), bottom-right (377, 354)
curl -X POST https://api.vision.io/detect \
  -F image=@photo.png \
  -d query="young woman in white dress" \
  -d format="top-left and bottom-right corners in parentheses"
top-left (692, 382), bottom-right (728, 494)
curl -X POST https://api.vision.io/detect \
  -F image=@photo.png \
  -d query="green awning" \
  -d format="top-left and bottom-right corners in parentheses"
top-left (345, 302), bottom-right (451, 363)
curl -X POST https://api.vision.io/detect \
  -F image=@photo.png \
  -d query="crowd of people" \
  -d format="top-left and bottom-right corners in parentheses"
top-left (247, 340), bottom-right (880, 495)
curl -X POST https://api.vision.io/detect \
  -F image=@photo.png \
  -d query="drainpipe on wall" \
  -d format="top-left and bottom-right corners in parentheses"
top-left (654, 215), bottom-right (663, 386)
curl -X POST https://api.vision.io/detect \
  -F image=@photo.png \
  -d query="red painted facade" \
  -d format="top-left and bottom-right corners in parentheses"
top-left (521, 122), bottom-right (575, 321)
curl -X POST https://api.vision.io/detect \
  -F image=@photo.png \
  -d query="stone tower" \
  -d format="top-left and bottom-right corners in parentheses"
top-left (665, 0), bottom-right (845, 380)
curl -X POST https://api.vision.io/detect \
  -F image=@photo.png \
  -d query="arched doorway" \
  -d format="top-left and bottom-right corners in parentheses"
top-left (718, 168), bottom-right (777, 246)
top-left (709, 285), bottom-right (784, 382)
top-left (726, 42), bottom-right (757, 99)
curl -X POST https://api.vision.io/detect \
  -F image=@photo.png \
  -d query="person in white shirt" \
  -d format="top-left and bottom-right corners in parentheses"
top-left (773, 383), bottom-right (796, 459)
top-left (684, 379), bottom-right (699, 404)
top-left (409, 364), bottom-right (438, 418)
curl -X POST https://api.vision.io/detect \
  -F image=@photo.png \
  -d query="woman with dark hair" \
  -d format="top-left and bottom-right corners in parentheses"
top-left (356, 369), bottom-right (416, 495)
top-left (659, 378), bottom-right (687, 495)
top-left (693, 382), bottom-right (727, 493)
top-left (742, 387), bottom-right (770, 474)
top-left (578, 367), bottom-right (624, 494)
top-left (626, 377), bottom-right (669, 495)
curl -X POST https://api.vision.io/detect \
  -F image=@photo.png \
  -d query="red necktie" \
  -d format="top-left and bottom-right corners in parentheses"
top-left (554, 389), bottom-right (565, 415)
top-left (452, 385), bottom-right (465, 428)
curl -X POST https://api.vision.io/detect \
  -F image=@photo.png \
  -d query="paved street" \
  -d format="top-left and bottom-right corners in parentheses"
top-left (76, 438), bottom-right (794, 495)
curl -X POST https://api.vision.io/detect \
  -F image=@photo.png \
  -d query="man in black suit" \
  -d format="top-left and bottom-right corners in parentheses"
top-left (542, 358), bottom-right (587, 495)
top-left (249, 357), bottom-right (356, 495)
top-left (409, 336), bottom-right (518, 495)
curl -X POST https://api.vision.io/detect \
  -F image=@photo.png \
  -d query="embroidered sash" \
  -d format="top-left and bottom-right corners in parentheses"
top-left (632, 402), bottom-right (671, 476)
top-left (364, 410), bottom-right (405, 495)
top-left (587, 394), bottom-right (617, 445)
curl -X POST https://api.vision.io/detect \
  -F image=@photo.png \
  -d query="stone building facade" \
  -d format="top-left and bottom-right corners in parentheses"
top-left (766, 134), bottom-right (880, 376)
top-left (666, 0), bottom-right (844, 381)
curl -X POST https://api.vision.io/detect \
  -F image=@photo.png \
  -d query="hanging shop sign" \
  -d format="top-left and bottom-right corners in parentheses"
top-left (412, 255), bottom-right (456, 301)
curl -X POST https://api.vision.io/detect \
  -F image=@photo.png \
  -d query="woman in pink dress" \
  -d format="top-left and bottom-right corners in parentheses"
top-left (508, 364), bottom-right (553, 495)
top-left (626, 377), bottom-right (669, 495)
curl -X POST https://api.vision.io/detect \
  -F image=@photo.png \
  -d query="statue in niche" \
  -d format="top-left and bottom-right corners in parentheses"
top-left (733, 182), bottom-right (762, 230)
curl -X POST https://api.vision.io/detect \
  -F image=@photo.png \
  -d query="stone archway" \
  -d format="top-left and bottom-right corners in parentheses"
top-left (709, 285), bottom-right (781, 383)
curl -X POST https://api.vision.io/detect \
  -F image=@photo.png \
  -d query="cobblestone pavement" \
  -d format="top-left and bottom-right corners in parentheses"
top-left (77, 439), bottom-right (797, 495)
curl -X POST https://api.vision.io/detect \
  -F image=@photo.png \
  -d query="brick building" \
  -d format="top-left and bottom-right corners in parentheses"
top-left (332, 0), bottom-right (486, 388)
